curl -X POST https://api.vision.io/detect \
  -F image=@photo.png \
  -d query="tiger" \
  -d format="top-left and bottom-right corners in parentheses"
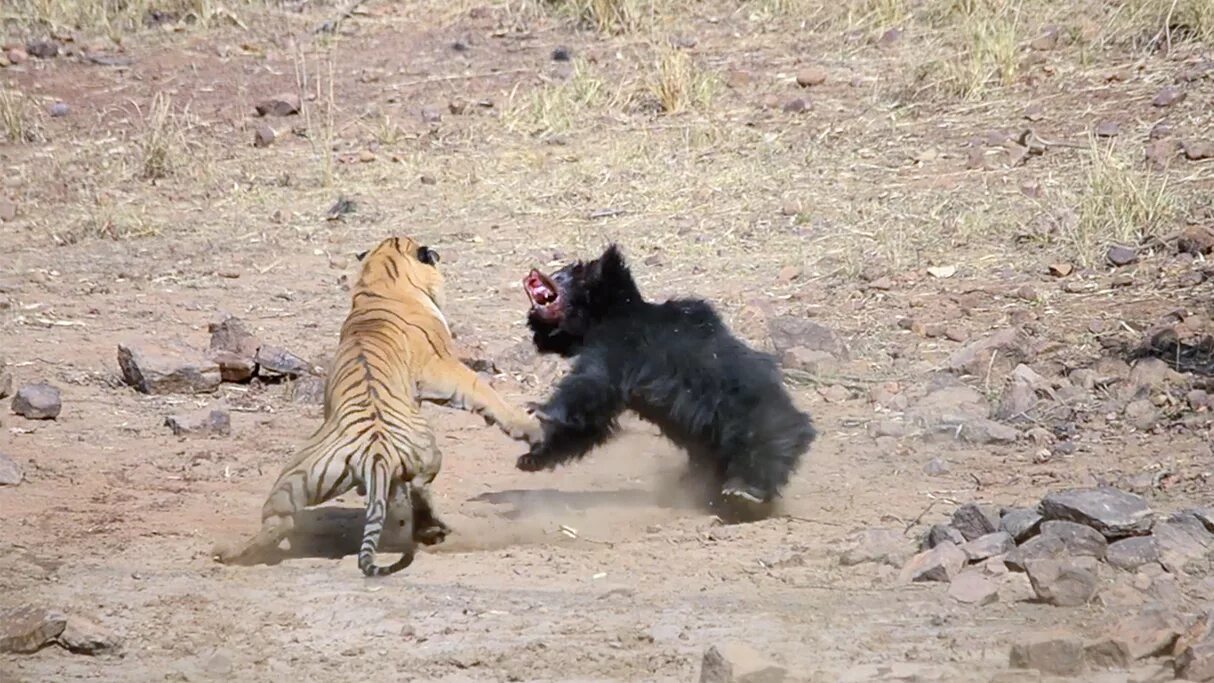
top-left (213, 235), bottom-right (542, 577)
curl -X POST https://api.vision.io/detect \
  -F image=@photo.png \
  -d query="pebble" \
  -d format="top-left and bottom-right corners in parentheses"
top-left (0, 452), bottom-right (22, 485)
top-left (795, 66), bottom-right (827, 87)
top-left (254, 93), bottom-right (301, 117)
top-left (11, 382), bottom-right (61, 420)
top-left (1151, 86), bottom-right (1186, 107)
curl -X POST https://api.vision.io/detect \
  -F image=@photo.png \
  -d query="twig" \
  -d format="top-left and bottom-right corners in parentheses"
top-left (314, 0), bottom-right (369, 34)
top-left (903, 499), bottom-right (944, 535)
top-left (783, 515), bottom-right (845, 528)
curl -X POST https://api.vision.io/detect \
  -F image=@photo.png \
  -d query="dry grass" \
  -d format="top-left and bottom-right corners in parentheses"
top-left (135, 92), bottom-right (185, 180)
top-left (550, 0), bottom-right (658, 33)
top-left (1, 0), bottom-right (265, 36)
top-left (647, 47), bottom-right (718, 114)
top-left (0, 89), bottom-right (40, 143)
top-left (1061, 140), bottom-right (1180, 266)
top-left (506, 57), bottom-right (617, 134)
top-left (295, 47), bottom-right (338, 187)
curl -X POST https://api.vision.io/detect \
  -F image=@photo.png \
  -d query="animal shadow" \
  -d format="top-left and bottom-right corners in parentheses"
top-left (217, 506), bottom-right (414, 567)
top-left (469, 487), bottom-right (692, 519)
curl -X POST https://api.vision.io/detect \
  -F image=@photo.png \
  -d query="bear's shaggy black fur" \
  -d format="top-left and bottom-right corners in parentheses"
top-left (518, 244), bottom-right (816, 519)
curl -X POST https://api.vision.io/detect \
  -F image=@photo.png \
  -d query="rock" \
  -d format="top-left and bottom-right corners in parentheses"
top-left (1189, 389), bottom-right (1211, 411)
top-left (961, 532), bottom-right (1016, 562)
top-left (948, 328), bottom-right (1032, 376)
top-left (877, 28), bottom-right (902, 46)
top-left (1000, 508), bottom-right (1043, 543)
top-left (6, 48), bottom-right (29, 65)
top-left (1124, 399), bottom-right (1159, 431)
top-left (11, 382), bottom-right (61, 419)
top-left (924, 524), bottom-right (965, 549)
top-left (952, 503), bottom-right (1001, 541)
top-left (899, 542), bottom-right (966, 583)
top-left (552, 47), bottom-right (571, 61)
top-left (26, 40), bottom-right (59, 58)
top-left (48, 102), bottom-right (68, 117)
top-left (1005, 521), bottom-right (1108, 571)
top-left (781, 98), bottom-right (809, 114)
top-left (949, 571), bottom-right (999, 605)
top-left (208, 316), bottom-right (260, 382)
top-left (420, 106), bottom-right (442, 123)
top-left (253, 124), bottom-right (275, 147)
top-left (907, 382), bottom-right (989, 437)
top-left (839, 528), bottom-right (911, 567)
top-left (0, 606), bottom-right (67, 654)
top-left (0, 200), bottom-right (14, 224)
top-left (1106, 245), bottom-right (1138, 267)
top-left (1009, 631), bottom-right (1086, 676)
top-left (1085, 607), bottom-right (1184, 669)
top-left (1178, 226), bottom-right (1214, 255)
top-left (923, 457), bottom-right (949, 476)
top-left (284, 376), bottom-right (326, 404)
top-left (1153, 516), bottom-right (1212, 574)
top-left (1029, 26), bottom-right (1059, 51)
top-left (1106, 536), bottom-right (1160, 571)
top-left (795, 67), bottom-right (827, 87)
top-left (1183, 140), bottom-right (1214, 161)
top-left (255, 345), bottom-right (319, 379)
top-left (0, 452), bottom-right (22, 485)
top-left (1176, 640), bottom-right (1214, 682)
top-left (58, 615), bottom-right (123, 655)
top-left (1025, 557), bottom-right (1099, 606)
top-left (1040, 487), bottom-right (1154, 539)
top-left (1094, 120), bottom-right (1120, 138)
top-left (117, 341), bottom-right (222, 394)
top-left (1146, 138), bottom-right (1180, 169)
top-left (777, 265), bottom-right (801, 282)
top-left (1192, 508), bottom-right (1214, 533)
top-left (1048, 262), bottom-right (1073, 277)
top-left (781, 347), bottom-right (835, 374)
top-left (996, 378), bottom-right (1036, 421)
top-left (1130, 357), bottom-right (1181, 390)
top-left (255, 93), bottom-right (301, 117)
top-left (1152, 86), bottom-right (1186, 108)
top-left (700, 642), bottom-right (786, 683)
top-left (766, 316), bottom-right (848, 359)
top-left (165, 404), bottom-right (231, 437)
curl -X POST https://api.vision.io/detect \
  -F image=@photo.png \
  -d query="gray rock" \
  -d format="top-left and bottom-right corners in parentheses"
top-left (284, 376), bottom-right (326, 405)
top-left (0, 606), bottom-right (66, 654)
top-left (1191, 508), bottom-right (1214, 533)
top-left (1039, 487), bottom-right (1154, 539)
top-left (1000, 508), bottom-right (1043, 543)
top-left (165, 405), bottom-right (231, 437)
top-left (948, 327), bottom-right (1033, 376)
top-left (1025, 557), bottom-right (1099, 606)
top-left (700, 642), bottom-right (787, 683)
top-left (57, 615), bottom-right (123, 656)
top-left (952, 503), bottom-right (1001, 541)
top-left (961, 532), bottom-right (1016, 562)
top-left (117, 341), bottom-right (221, 394)
top-left (923, 457), bottom-right (950, 476)
top-left (1106, 245), bottom-right (1138, 267)
top-left (255, 345), bottom-right (320, 379)
top-left (1153, 516), bottom-right (1212, 574)
top-left (11, 382), bottom-right (61, 419)
top-left (0, 362), bottom-right (11, 398)
top-left (766, 316), bottom-right (849, 359)
top-left (1105, 536), bottom-right (1159, 572)
top-left (0, 452), bottom-right (22, 485)
top-left (839, 528), bottom-right (912, 567)
top-left (1009, 631), bottom-right (1086, 676)
top-left (924, 524), bottom-right (965, 550)
top-left (254, 93), bottom-right (301, 117)
top-left (948, 571), bottom-right (999, 605)
top-left (899, 542), bottom-right (966, 583)
top-left (996, 378), bottom-right (1037, 421)
top-left (958, 418), bottom-right (1020, 444)
top-left (1084, 606), bottom-right (1185, 669)
top-left (207, 316), bottom-right (260, 382)
top-left (1005, 521), bottom-right (1107, 571)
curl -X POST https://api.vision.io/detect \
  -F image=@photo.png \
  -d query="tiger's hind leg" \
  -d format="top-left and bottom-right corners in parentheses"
top-left (214, 445), bottom-right (354, 565)
top-left (410, 483), bottom-right (451, 546)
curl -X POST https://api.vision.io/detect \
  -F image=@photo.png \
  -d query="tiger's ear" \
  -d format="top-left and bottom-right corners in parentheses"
top-left (417, 246), bottom-right (440, 266)
top-left (355, 250), bottom-right (369, 262)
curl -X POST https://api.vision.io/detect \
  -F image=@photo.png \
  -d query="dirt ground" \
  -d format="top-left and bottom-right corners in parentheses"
top-left (2, 0), bottom-right (1214, 681)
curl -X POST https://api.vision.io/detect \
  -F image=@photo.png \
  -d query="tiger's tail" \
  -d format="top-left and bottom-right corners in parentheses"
top-left (358, 457), bottom-right (416, 577)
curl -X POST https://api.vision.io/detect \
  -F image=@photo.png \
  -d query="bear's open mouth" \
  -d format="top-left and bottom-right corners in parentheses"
top-left (524, 269), bottom-right (562, 320)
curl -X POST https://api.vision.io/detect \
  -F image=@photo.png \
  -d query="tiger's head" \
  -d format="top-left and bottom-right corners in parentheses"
top-left (353, 236), bottom-right (445, 308)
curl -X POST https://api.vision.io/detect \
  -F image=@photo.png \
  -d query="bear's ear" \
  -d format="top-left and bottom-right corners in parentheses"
top-left (596, 243), bottom-right (627, 276)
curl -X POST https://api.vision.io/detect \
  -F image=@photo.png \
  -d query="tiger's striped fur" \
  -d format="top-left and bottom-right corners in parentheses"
top-left (214, 236), bottom-right (542, 576)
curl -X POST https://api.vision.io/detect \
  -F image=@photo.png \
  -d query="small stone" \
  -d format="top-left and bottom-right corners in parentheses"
top-left (1182, 140), bottom-right (1214, 161)
top-left (923, 457), bottom-right (949, 476)
top-left (1145, 138), bottom-right (1180, 169)
top-left (1039, 487), bottom-right (1154, 539)
top-left (781, 98), bottom-right (809, 113)
top-left (777, 265), bottom-right (801, 283)
top-left (1009, 631), bottom-right (1086, 676)
top-left (420, 106), bottom-right (442, 123)
top-left (58, 615), bottom-right (123, 656)
top-left (924, 524), bottom-right (965, 550)
top-left (899, 541), bottom-right (966, 583)
top-left (0, 606), bottom-right (67, 654)
top-left (1020, 180), bottom-right (1042, 198)
top-left (419, 174), bottom-right (437, 185)
top-left (551, 46), bottom-right (571, 61)
top-left (1151, 86), bottom-right (1186, 108)
top-left (1178, 226), bottom-right (1214, 255)
top-left (766, 317), bottom-right (849, 359)
top-left (284, 376), bottom-right (326, 405)
top-left (781, 347), bottom-right (834, 374)
top-left (1029, 26), bottom-right (1059, 51)
top-left (948, 327), bottom-right (1032, 376)
top-left (253, 124), bottom-right (275, 147)
top-left (1023, 103), bottom-right (1046, 121)
top-left (1124, 399), bottom-right (1158, 431)
top-left (952, 503), bottom-right (1001, 541)
top-left (47, 102), bottom-right (68, 117)
top-left (779, 199), bottom-right (801, 216)
top-left (877, 28), bottom-right (902, 46)
top-left (700, 642), bottom-right (786, 683)
top-left (357, 149), bottom-right (376, 163)
top-left (255, 345), bottom-right (319, 379)
top-left (1085, 607), bottom-right (1184, 669)
top-left (117, 341), bottom-right (222, 395)
top-left (165, 404), bottom-right (231, 437)
top-left (26, 40), bottom-right (59, 59)
top-left (0, 200), bottom-right (15, 223)
top-left (1105, 536), bottom-right (1159, 571)
top-left (949, 571), bottom-right (999, 605)
top-left (1048, 263), bottom-right (1073, 277)
top-left (0, 452), bottom-right (22, 485)
top-left (1001, 508), bottom-right (1043, 543)
top-left (6, 48), bottom-right (29, 65)
top-left (1094, 120), bottom-right (1120, 138)
top-left (11, 382), bottom-right (61, 419)
top-left (839, 528), bottom-right (911, 567)
top-left (1106, 245), bottom-right (1138, 267)
top-left (1188, 389), bottom-right (1210, 411)
top-left (207, 316), bottom-right (259, 382)
top-left (961, 532), bottom-right (1016, 562)
top-left (254, 93), bottom-right (302, 117)
top-left (1025, 557), bottom-right (1100, 606)
top-left (795, 67), bottom-right (827, 87)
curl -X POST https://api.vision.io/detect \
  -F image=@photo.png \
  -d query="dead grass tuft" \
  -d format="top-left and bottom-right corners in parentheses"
top-left (0, 89), bottom-right (40, 143)
top-left (647, 48), bottom-right (717, 114)
top-left (135, 92), bottom-right (185, 181)
top-left (548, 0), bottom-right (657, 33)
top-left (2, 0), bottom-right (262, 37)
top-left (1062, 140), bottom-right (1180, 266)
top-left (506, 57), bottom-right (619, 134)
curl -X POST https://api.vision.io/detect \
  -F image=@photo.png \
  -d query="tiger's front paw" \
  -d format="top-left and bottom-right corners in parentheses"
top-left (507, 411), bottom-right (544, 445)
